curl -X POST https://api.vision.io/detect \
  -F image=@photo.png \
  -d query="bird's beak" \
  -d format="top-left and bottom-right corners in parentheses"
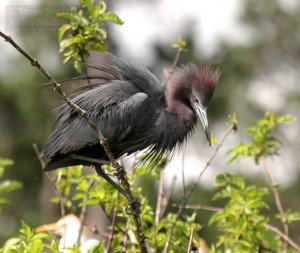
top-left (35, 222), bottom-right (62, 233)
top-left (193, 102), bottom-right (211, 146)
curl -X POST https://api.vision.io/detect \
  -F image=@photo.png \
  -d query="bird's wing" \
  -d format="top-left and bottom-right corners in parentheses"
top-left (42, 81), bottom-right (151, 158)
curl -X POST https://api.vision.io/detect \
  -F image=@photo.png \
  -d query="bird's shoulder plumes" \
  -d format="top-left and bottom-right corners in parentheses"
top-left (75, 53), bottom-right (162, 97)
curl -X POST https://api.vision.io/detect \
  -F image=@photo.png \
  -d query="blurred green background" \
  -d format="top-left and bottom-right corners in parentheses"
top-left (0, 0), bottom-right (299, 246)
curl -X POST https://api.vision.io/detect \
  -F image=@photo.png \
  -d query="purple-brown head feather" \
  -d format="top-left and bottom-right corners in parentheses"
top-left (171, 63), bottom-right (220, 107)
top-left (165, 63), bottom-right (220, 145)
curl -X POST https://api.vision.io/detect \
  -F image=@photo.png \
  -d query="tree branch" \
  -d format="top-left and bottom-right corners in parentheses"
top-left (162, 125), bottom-right (235, 253)
top-left (181, 203), bottom-right (300, 252)
top-left (77, 179), bottom-right (95, 247)
top-left (163, 48), bottom-right (183, 87)
top-left (0, 31), bottom-right (148, 253)
top-left (107, 206), bottom-right (118, 252)
top-left (262, 155), bottom-right (289, 252)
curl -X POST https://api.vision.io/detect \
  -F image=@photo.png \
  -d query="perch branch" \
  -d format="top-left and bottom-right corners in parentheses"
top-left (0, 31), bottom-right (147, 253)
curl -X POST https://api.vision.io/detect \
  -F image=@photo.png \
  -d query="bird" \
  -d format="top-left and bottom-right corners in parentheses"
top-left (41, 53), bottom-right (220, 175)
top-left (36, 214), bottom-right (103, 252)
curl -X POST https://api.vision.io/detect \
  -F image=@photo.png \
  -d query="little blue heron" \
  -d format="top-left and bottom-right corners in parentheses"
top-left (41, 54), bottom-right (220, 174)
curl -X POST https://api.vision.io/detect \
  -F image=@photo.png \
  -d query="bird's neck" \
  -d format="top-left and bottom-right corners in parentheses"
top-left (166, 99), bottom-right (196, 129)
top-left (163, 92), bottom-right (196, 148)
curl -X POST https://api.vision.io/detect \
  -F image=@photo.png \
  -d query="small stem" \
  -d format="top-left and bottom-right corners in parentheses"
top-left (163, 48), bottom-right (183, 87)
top-left (262, 155), bottom-right (289, 252)
top-left (121, 220), bottom-right (130, 253)
top-left (155, 168), bottom-right (165, 225)
top-left (264, 223), bottom-right (300, 252)
top-left (181, 149), bottom-right (186, 195)
top-left (187, 228), bottom-right (194, 253)
top-left (173, 204), bottom-right (223, 212)
top-left (32, 144), bottom-right (66, 219)
top-left (107, 206), bottom-right (118, 252)
top-left (77, 179), bottom-right (95, 247)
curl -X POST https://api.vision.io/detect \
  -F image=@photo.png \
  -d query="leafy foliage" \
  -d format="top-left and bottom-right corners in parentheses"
top-left (1, 1), bottom-right (300, 252)
top-left (209, 173), bottom-right (270, 252)
top-left (0, 158), bottom-right (22, 213)
top-left (228, 112), bottom-right (294, 164)
top-left (0, 221), bottom-right (57, 253)
top-left (58, 0), bottom-right (123, 72)
top-left (0, 113), bottom-right (299, 252)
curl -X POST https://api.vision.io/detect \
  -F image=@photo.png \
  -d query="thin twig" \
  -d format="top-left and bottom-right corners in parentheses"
top-left (181, 148), bottom-right (186, 195)
top-left (32, 144), bottom-right (66, 218)
top-left (0, 31), bottom-right (147, 253)
top-left (162, 125), bottom-right (235, 253)
top-left (107, 206), bottom-right (118, 252)
top-left (121, 220), bottom-right (130, 253)
top-left (173, 204), bottom-right (223, 212)
top-left (262, 155), bottom-right (289, 252)
top-left (163, 48), bottom-right (183, 87)
top-left (264, 223), bottom-right (300, 252)
top-left (77, 179), bottom-right (95, 247)
top-left (183, 203), bottom-right (300, 252)
top-left (187, 228), bottom-right (194, 253)
top-left (155, 168), bottom-right (165, 225)
top-left (160, 175), bottom-right (177, 218)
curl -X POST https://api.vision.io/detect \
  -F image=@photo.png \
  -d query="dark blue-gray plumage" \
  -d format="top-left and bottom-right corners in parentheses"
top-left (41, 54), bottom-right (220, 171)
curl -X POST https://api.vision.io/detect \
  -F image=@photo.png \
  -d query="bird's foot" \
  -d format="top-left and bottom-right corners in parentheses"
top-left (95, 166), bottom-right (128, 198)
top-left (126, 197), bottom-right (141, 216)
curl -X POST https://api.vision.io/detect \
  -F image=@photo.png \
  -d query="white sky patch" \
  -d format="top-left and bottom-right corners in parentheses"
top-left (112, 0), bottom-right (250, 62)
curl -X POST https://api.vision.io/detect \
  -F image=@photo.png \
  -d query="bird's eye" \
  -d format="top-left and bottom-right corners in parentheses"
top-left (194, 97), bottom-right (200, 104)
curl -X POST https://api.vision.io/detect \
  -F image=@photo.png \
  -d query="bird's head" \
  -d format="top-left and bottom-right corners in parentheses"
top-left (167, 64), bottom-right (220, 145)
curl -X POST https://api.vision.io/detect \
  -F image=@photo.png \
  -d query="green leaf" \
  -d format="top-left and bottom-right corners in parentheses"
top-left (101, 12), bottom-right (124, 24)
top-left (286, 211), bottom-right (300, 224)
top-left (229, 113), bottom-right (238, 131)
top-left (0, 158), bottom-right (14, 168)
top-left (1, 238), bottom-right (21, 252)
top-left (172, 35), bottom-right (187, 51)
top-left (227, 112), bottom-right (294, 164)
top-left (79, 199), bottom-right (100, 207)
top-left (0, 180), bottom-right (23, 194)
top-left (58, 24), bottom-right (72, 41)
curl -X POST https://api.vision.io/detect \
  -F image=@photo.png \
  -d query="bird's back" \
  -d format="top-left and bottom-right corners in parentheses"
top-left (41, 54), bottom-right (166, 170)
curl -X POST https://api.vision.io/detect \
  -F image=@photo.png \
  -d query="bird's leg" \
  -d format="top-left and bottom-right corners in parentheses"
top-left (69, 154), bottom-right (110, 165)
top-left (69, 154), bottom-right (127, 197)
top-left (94, 166), bottom-right (128, 198)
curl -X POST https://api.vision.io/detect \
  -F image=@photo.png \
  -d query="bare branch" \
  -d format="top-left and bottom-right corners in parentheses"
top-left (32, 143), bottom-right (66, 219)
top-left (155, 168), bottom-right (165, 225)
top-left (77, 179), bottom-right (95, 247)
top-left (163, 48), bottom-right (183, 87)
top-left (181, 148), bottom-right (186, 195)
top-left (264, 223), bottom-right (300, 252)
top-left (179, 203), bottom-right (300, 252)
top-left (173, 204), bottom-right (223, 212)
top-left (161, 175), bottom-right (177, 218)
top-left (187, 228), bottom-right (194, 253)
top-left (107, 206), bottom-right (118, 252)
top-left (162, 125), bottom-right (235, 253)
top-left (121, 220), bottom-right (130, 253)
top-left (262, 155), bottom-right (289, 252)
